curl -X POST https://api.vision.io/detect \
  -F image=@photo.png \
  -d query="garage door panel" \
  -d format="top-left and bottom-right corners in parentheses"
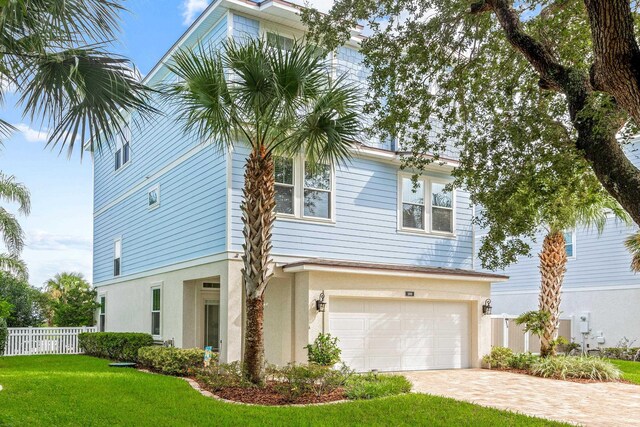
top-left (329, 298), bottom-right (470, 372)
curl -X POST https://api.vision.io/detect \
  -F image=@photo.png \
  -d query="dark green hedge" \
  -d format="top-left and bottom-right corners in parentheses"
top-left (79, 332), bottom-right (154, 362)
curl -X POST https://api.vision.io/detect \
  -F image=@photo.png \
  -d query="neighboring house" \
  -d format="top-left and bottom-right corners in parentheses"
top-left (91, 0), bottom-right (506, 372)
top-left (485, 141), bottom-right (640, 351)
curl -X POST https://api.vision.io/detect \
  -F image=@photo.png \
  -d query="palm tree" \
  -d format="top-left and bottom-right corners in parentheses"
top-left (0, 0), bottom-right (155, 153)
top-left (0, 173), bottom-right (30, 280)
top-left (164, 38), bottom-right (360, 384)
top-left (44, 272), bottom-right (92, 326)
top-left (624, 231), bottom-right (640, 272)
top-left (537, 200), bottom-right (630, 357)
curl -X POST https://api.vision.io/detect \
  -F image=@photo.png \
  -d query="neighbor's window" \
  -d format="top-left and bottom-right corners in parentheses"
top-left (151, 287), bottom-right (161, 337)
top-left (148, 185), bottom-right (160, 209)
top-left (267, 32), bottom-right (294, 51)
top-left (114, 125), bottom-right (131, 171)
top-left (401, 177), bottom-right (425, 230)
top-left (274, 157), bottom-right (294, 215)
top-left (304, 163), bottom-right (331, 219)
top-left (113, 238), bottom-right (122, 277)
top-left (99, 295), bottom-right (106, 332)
top-left (564, 231), bottom-right (575, 258)
top-left (400, 176), bottom-right (455, 234)
top-left (431, 182), bottom-right (454, 233)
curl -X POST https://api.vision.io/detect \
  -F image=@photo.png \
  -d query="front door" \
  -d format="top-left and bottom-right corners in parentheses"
top-left (204, 300), bottom-right (220, 351)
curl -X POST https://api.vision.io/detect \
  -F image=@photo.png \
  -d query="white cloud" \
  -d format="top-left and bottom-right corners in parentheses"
top-left (301, 0), bottom-right (334, 13)
top-left (14, 123), bottom-right (49, 143)
top-left (181, 0), bottom-right (210, 25)
top-left (26, 231), bottom-right (92, 251)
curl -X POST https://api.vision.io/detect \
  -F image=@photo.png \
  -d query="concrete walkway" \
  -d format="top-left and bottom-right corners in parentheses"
top-left (403, 369), bottom-right (640, 426)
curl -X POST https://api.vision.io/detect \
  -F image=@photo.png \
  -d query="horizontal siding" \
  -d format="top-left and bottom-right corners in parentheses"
top-left (490, 218), bottom-right (639, 292)
top-left (93, 148), bottom-right (227, 283)
top-left (230, 145), bottom-right (473, 268)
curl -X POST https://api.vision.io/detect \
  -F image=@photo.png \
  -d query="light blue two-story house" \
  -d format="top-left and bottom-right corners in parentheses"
top-left (91, 0), bottom-right (506, 372)
top-left (487, 143), bottom-right (640, 351)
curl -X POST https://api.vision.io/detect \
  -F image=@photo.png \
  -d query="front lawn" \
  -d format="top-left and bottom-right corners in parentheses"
top-left (0, 355), bottom-right (563, 426)
top-left (611, 359), bottom-right (640, 385)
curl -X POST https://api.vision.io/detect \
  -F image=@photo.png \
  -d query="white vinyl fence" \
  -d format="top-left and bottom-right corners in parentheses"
top-left (3, 326), bottom-right (97, 356)
top-left (491, 314), bottom-right (572, 354)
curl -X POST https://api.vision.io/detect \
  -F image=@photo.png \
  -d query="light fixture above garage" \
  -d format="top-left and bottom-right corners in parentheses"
top-left (482, 299), bottom-right (492, 316)
top-left (315, 291), bottom-right (327, 312)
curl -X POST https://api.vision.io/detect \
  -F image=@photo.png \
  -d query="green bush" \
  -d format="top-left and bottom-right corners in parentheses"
top-left (344, 373), bottom-right (412, 400)
top-left (509, 352), bottom-right (540, 370)
top-left (482, 347), bottom-right (514, 369)
top-left (601, 347), bottom-right (640, 361)
top-left (266, 363), bottom-right (351, 400)
top-left (78, 332), bottom-right (154, 362)
top-left (195, 362), bottom-right (251, 391)
top-left (138, 347), bottom-right (207, 376)
top-left (531, 356), bottom-right (622, 381)
top-left (0, 317), bottom-right (7, 356)
top-left (304, 333), bottom-right (342, 366)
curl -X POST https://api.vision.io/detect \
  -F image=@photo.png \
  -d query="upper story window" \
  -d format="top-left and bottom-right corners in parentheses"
top-left (113, 238), bottom-right (122, 277)
top-left (399, 175), bottom-right (455, 235)
top-left (273, 156), bottom-right (334, 222)
top-left (267, 32), bottom-right (294, 51)
top-left (148, 184), bottom-right (160, 210)
top-left (564, 231), bottom-right (575, 258)
top-left (114, 125), bottom-right (131, 172)
top-left (274, 157), bottom-right (294, 215)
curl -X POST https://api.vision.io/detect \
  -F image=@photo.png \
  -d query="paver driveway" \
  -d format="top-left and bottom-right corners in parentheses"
top-left (404, 369), bottom-right (640, 426)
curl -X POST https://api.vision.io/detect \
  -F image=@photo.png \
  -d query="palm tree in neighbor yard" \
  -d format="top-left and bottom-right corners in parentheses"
top-left (0, 173), bottom-right (30, 279)
top-left (163, 38), bottom-right (361, 384)
top-left (535, 196), bottom-right (630, 357)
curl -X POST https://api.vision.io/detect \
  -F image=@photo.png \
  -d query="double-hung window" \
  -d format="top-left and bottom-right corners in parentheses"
top-left (564, 231), bottom-right (575, 258)
top-left (151, 287), bottom-right (161, 337)
top-left (399, 175), bottom-right (455, 234)
top-left (304, 163), bottom-right (331, 219)
top-left (274, 157), bottom-right (294, 215)
top-left (114, 125), bottom-right (131, 171)
top-left (113, 238), bottom-right (122, 277)
top-left (273, 156), bottom-right (334, 221)
top-left (99, 295), bottom-right (106, 332)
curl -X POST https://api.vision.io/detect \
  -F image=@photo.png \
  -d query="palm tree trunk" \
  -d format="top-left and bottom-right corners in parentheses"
top-left (241, 146), bottom-right (275, 385)
top-left (538, 231), bottom-right (568, 357)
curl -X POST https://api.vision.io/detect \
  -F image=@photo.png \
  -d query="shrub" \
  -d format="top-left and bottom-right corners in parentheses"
top-left (344, 373), bottom-right (412, 400)
top-left (266, 363), bottom-right (351, 400)
top-left (482, 347), bottom-right (514, 369)
top-left (601, 347), bottom-right (640, 361)
top-left (509, 352), bottom-right (540, 370)
top-left (531, 356), bottom-right (622, 381)
top-left (0, 317), bottom-right (7, 356)
top-left (305, 333), bottom-right (341, 366)
top-left (195, 362), bottom-right (251, 391)
top-left (78, 332), bottom-right (154, 362)
top-left (138, 347), bottom-right (207, 376)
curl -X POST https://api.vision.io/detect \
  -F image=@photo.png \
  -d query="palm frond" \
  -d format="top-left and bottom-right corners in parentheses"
top-left (17, 47), bottom-right (157, 156)
top-left (0, 207), bottom-right (25, 254)
top-left (0, 253), bottom-right (28, 281)
top-left (625, 231), bottom-right (640, 273)
top-left (0, 172), bottom-right (31, 215)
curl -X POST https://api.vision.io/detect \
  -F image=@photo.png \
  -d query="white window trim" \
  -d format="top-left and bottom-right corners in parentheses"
top-left (397, 172), bottom-right (456, 237)
top-left (114, 122), bottom-right (132, 174)
top-left (98, 293), bottom-right (107, 332)
top-left (113, 237), bottom-right (122, 277)
top-left (147, 184), bottom-right (160, 210)
top-left (150, 283), bottom-right (163, 339)
top-left (564, 230), bottom-right (577, 260)
top-left (274, 154), bottom-right (336, 224)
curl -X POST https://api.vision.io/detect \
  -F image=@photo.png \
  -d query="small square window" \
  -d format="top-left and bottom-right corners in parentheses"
top-left (148, 185), bottom-right (160, 209)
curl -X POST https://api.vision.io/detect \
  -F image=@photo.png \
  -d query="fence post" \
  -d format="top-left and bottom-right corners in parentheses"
top-left (502, 318), bottom-right (509, 348)
top-left (28, 326), bottom-right (33, 355)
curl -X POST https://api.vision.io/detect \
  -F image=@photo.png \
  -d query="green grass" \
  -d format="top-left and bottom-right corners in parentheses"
top-left (611, 359), bottom-right (640, 385)
top-left (0, 355), bottom-right (564, 426)
top-left (345, 373), bottom-right (412, 400)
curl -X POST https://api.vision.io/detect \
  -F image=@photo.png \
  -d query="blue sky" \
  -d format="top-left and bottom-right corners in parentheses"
top-left (1, 0), bottom-right (332, 287)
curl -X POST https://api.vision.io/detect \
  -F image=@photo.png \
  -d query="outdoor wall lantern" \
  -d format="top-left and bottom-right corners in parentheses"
top-left (482, 299), bottom-right (492, 316)
top-left (315, 291), bottom-right (327, 312)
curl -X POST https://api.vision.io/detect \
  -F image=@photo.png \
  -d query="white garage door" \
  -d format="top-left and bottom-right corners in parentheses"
top-left (329, 298), bottom-right (470, 372)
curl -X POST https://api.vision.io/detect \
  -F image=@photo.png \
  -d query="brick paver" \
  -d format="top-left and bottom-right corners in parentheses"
top-left (404, 369), bottom-right (640, 426)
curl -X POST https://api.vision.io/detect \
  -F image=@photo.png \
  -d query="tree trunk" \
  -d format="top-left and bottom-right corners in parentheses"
top-left (240, 146), bottom-right (275, 385)
top-left (538, 231), bottom-right (567, 358)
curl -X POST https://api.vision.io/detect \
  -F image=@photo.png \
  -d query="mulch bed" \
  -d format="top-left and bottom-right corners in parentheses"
top-left (200, 381), bottom-right (347, 406)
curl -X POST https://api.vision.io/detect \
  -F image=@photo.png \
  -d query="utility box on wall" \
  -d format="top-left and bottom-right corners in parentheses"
top-left (579, 312), bottom-right (590, 334)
